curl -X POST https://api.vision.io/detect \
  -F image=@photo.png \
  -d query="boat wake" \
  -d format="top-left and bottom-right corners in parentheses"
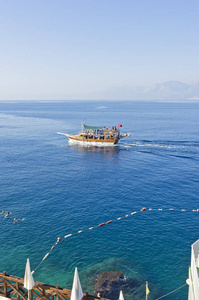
top-left (123, 140), bottom-right (198, 148)
top-left (121, 140), bottom-right (199, 160)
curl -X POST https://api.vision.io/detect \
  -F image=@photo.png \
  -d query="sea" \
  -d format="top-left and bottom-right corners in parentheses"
top-left (0, 100), bottom-right (199, 300)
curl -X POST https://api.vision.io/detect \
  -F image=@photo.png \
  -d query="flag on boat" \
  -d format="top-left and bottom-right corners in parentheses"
top-left (118, 124), bottom-right (122, 127)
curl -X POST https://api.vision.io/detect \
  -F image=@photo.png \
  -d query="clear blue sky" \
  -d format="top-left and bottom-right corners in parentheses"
top-left (0, 0), bottom-right (199, 100)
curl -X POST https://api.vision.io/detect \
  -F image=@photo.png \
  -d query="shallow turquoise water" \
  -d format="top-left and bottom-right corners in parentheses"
top-left (0, 101), bottom-right (199, 299)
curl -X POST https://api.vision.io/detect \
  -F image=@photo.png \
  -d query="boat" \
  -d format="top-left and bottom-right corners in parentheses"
top-left (57, 123), bottom-right (130, 146)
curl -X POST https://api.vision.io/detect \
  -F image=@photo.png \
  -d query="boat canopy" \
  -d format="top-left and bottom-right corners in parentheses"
top-left (83, 124), bottom-right (105, 130)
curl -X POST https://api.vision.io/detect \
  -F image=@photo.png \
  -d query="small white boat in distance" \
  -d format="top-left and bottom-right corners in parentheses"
top-left (57, 123), bottom-right (130, 146)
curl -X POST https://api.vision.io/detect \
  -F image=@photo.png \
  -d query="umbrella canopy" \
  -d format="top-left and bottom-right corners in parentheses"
top-left (119, 290), bottom-right (124, 300)
top-left (24, 259), bottom-right (35, 290)
top-left (70, 267), bottom-right (83, 300)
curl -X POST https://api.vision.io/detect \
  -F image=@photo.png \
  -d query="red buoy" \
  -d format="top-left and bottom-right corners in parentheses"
top-left (106, 220), bottom-right (113, 224)
top-left (99, 223), bottom-right (106, 227)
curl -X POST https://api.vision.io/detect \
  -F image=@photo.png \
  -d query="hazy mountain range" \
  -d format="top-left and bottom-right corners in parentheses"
top-left (102, 81), bottom-right (199, 101)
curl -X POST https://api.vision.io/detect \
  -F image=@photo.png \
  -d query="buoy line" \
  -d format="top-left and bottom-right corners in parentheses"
top-left (33, 207), bottom-right (199, 274)
top-left (155, 283), bottom-right (187, 299)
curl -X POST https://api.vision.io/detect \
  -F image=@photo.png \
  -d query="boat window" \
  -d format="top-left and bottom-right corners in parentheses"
top-left (89, 135), bottom-right (93, 139)
top-left (84, 135), bottom-right (88, 139)
top-left (100, 135), bottom-right (104, 140)
top-left (94, 135), bottom-right (98, 140)
top-left (111, 134), bottom-right (114, 138)
top-left (106, 134), bottom-right (110, 139)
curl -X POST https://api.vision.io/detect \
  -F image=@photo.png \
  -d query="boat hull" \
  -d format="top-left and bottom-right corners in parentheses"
top-left (68, 135), bottom-right (119, 146)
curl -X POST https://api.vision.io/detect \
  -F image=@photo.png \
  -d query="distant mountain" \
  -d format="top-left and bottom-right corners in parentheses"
top-left (142, 81), bottom-right (199, 101)
top-left (101, 81), bottom-right (199, 101)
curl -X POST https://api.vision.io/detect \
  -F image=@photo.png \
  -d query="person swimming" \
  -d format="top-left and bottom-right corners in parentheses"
top-left (13, 217), bottom-right (25, 223)
top-left (5, 211), bottom-right (10, 217)
top-left (1, 210), bottom-right (5, 215)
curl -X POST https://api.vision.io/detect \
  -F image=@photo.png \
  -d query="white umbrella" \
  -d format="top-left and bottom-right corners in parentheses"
top-left (70, 267), bottom-right (83, 300)
top-left (24, 259), bottom-right (35, 300)
top-left (119, 290), bottom-right (124, 300)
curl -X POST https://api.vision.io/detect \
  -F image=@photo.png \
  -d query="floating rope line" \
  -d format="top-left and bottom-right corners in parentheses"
top-left (155, 283), bottom-right (187, 299)
top-left (33, 207), bottom-right (199, 273)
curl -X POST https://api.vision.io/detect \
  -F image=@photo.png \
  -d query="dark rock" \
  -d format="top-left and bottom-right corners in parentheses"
top-left (94, 270), bottom-right (143, 299)
top-left (95, 270), bottom-right (128, 299)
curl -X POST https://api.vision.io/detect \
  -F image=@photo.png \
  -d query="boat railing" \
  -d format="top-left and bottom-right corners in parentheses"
top-left (79, 129), bottom-right (117, 135)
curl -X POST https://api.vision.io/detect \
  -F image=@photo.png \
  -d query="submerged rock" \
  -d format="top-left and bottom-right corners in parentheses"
top-left (94, 270), bottom-right (141, 299)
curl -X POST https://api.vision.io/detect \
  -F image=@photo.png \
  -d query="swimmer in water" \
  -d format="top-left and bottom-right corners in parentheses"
top-left (1, 210), bottom-right (5, 215)
top-left (5, 211), bottom-right (10, 217)
top-left (13, 217), bottom-right (18, 223)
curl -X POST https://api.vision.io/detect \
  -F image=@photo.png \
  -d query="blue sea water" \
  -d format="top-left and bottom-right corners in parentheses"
top-left (0, 101), bottom-right (199, 300)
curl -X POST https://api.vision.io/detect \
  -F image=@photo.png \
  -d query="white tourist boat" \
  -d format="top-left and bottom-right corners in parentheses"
top-left (57, 123), bottom-right (130, 146)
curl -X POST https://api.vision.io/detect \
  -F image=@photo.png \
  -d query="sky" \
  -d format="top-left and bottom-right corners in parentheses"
top-left (0, 0), bottom-right (199, 101)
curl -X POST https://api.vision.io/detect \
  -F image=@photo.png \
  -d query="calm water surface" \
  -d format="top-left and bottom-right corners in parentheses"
top-left (0, 101), bottom-right (199, 299)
